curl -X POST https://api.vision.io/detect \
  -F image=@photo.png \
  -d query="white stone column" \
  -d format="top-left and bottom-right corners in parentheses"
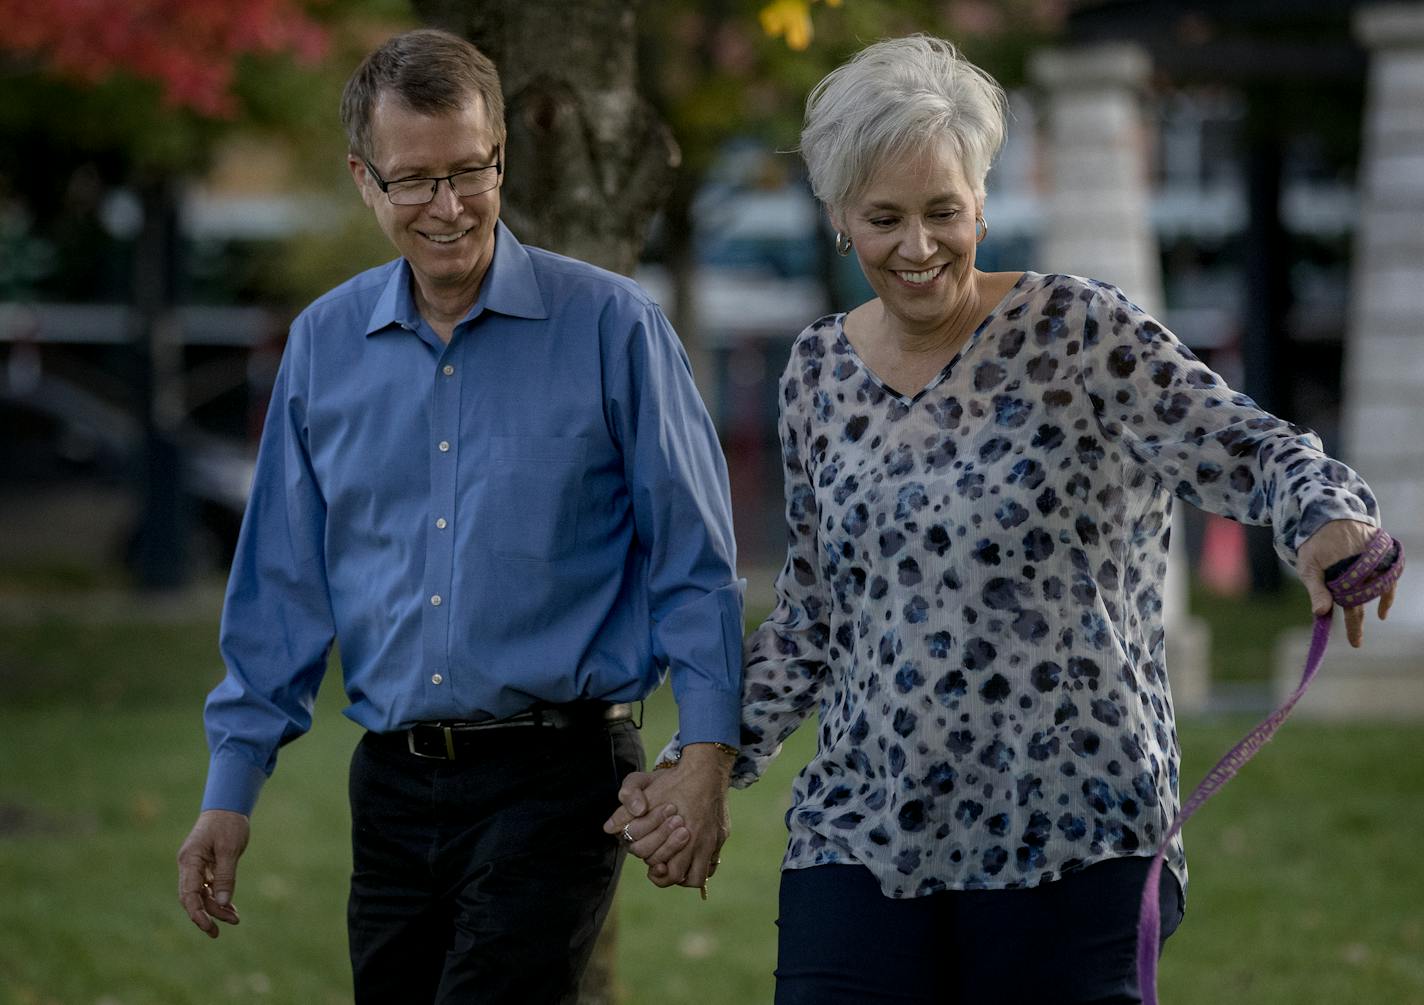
top-left (1277, 3), bottom-right (1424, 717)
top-left (1030, 45), bottom-right (1163, 311)
top-left (1030, 43), bottom-right (1211, 713)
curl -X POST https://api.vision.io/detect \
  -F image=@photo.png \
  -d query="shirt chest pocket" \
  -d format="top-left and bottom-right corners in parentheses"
top-left (481, 435), bottom-right (588, 562)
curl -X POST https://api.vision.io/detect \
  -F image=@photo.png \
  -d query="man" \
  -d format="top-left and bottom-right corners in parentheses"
top-left (176, 28), bottom-right (741, 1003)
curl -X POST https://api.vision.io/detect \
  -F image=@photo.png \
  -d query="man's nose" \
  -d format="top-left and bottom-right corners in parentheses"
top-left (425, 177), bottom-right (464, 218)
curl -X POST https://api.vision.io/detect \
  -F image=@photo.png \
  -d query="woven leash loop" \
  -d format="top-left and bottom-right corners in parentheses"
top-left (1137, 529), bottom-right (1402, 1005)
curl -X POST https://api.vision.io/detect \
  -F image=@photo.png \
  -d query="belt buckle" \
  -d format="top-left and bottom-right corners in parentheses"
top-left (406, 725), bottom-right (457, 760)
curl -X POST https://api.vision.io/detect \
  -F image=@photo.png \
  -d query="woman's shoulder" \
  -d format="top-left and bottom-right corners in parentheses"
top-left (777, 313), bottom-right (847, 405)
top-left (1033, 272), bottom-right (1147, 312)
top-left (787, 311), bottom-right (847, 360)
top-left (1007, 273), bottom-right (1173, 336)
top-left (797, 311), bottom-right (846, 339)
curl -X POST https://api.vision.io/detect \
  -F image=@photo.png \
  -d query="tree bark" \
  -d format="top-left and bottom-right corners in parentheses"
top-left (412, 0), bottom-right (679, 276)
top-left (407, 3), bottom-right (679, 1000)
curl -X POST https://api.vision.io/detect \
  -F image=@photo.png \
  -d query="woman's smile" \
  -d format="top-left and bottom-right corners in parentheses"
top-left (891, 264), bottom-right (948, 287)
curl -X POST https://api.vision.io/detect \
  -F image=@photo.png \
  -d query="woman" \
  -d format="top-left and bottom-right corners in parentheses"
top-left (609, 34), bottom-right (1395, 1003)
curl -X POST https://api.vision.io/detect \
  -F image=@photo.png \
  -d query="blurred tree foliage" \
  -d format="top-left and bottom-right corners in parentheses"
top-left (0, 0), bottom-right (329, 119)
top-left (643, 0), bottom-right (1065, 176)
top-left (0, 0), bottom-right (413, 304)
top-left (0, 0), bottom-right (1067, 310)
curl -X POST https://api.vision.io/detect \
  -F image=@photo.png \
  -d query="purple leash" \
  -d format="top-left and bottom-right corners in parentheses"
top-left (1137, 529), bottom-right (1404, 1005)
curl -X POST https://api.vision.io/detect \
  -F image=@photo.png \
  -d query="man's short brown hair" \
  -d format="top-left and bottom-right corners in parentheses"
top-left (340, 28), bottom-right (506, 161)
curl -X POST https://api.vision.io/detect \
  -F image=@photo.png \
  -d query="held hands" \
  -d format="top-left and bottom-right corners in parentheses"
top-left (602, 742), bottom-right (733, 890)
top-left (1297, 518), bottom-right (1397, 647)
top-left (177, 809), bottom-right (250, 938)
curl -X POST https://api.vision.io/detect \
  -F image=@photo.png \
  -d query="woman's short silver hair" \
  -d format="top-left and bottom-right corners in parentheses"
top-left (800, 35), bottom-right (1008, 212)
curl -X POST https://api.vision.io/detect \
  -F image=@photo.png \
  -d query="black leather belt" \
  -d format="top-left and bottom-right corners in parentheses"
top-left (379, 702), bottom-right (634, 761)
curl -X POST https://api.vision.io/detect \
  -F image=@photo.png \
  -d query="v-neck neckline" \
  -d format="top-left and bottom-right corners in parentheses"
top-left (835, 272), bottom-right (1032, 405)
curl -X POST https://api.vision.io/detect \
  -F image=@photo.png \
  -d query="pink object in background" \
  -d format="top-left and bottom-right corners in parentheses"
top-left (1198, 514), bottom-right (1249, 597)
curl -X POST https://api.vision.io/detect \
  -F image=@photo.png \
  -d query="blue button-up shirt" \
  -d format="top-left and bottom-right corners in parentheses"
top-left (202, 223), bottom-right (743, 814)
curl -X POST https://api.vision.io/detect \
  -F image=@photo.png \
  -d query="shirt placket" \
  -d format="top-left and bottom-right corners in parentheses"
top-left (422, 346), bottom-right (461, 693)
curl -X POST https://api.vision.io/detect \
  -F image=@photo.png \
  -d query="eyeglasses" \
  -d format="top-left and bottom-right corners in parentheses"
top-left (362, 145), bottom-right (502, 206)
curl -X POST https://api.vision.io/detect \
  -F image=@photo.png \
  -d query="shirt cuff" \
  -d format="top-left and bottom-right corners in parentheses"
top-left (201, 751), bottom-right (271, 816)
top-left (673, 687), bottom-right (742, 748)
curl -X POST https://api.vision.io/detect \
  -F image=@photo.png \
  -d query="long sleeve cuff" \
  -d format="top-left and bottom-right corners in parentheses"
top-left (672, 686), bottom-right (742, 748)
top-left (200, 751), bottom-right (271, 816)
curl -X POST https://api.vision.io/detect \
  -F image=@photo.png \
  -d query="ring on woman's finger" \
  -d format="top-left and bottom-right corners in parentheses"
top-left (621, 824), bottom-right (634, 843)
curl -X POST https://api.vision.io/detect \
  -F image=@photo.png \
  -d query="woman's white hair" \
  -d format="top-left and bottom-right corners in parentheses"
top-left (800, 35), bottom-right (1008, 212)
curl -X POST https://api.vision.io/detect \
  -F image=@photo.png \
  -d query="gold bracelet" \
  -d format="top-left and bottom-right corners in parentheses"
top-left (655, 742), bottom-right (738, 771)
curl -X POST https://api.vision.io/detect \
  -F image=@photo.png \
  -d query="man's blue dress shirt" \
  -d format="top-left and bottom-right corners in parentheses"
top-left (202, 223), bottom-right (743, 814)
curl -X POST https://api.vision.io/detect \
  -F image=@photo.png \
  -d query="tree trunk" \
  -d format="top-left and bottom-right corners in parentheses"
top-left (408, 3), bottom-right (680, 1000)
top-left (412, 0), bottom-right (679, 275)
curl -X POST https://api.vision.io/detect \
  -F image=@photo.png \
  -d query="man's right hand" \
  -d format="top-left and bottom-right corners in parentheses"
top-left (177, 809), bottom-right (250, 938)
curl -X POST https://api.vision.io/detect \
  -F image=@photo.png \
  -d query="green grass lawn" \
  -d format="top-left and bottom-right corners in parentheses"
top-left (2, 595), bottom-right (1422, 1004)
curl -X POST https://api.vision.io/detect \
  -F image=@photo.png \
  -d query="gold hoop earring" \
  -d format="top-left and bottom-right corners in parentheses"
top-left (976, 217), bottom-right (988, 243)
top-left (835, 231), bottom-right (852, 257)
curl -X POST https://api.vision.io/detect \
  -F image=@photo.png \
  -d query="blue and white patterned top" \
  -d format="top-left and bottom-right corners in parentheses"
top-left (716, 271), bottom-right (1377, 898)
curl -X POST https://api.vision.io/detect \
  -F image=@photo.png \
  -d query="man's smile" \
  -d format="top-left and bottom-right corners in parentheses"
top-left (421, 227), bottom-right (471, 244)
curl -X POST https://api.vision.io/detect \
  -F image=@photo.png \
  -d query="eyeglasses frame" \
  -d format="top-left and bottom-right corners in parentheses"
top-left (361, 145), bottom-right (503, 206)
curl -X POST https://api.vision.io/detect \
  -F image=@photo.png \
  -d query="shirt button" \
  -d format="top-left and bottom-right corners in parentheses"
top-left (436, 517), bottom-right (447, 529)
top-left (443, 364), bottom-right (455, 376)
top-left (431, 673), bottom-right (443, 685)
top-left (438, 440), bottom-right (450, 452)
top-left (430, 594), bottom-right (442, 607)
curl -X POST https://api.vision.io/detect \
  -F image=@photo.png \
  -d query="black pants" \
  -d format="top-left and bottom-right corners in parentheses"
top-left (347, 718), bottom-right (644, 1004)
top-left (775, 857), bottom-right (1184, 1004)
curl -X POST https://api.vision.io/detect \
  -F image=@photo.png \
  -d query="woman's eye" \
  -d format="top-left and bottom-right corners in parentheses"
top-left (869, 218), bottom-right (896, 228)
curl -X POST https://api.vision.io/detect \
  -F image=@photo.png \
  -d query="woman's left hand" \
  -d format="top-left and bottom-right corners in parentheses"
top-left (1296, 519), bottom-right (1396, 647)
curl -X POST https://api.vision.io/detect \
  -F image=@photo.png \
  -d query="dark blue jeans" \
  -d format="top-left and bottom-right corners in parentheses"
top-left (776, 857), bottom-right (1184, 1004)
top-left (347, 718), bottom-right (643, 1004)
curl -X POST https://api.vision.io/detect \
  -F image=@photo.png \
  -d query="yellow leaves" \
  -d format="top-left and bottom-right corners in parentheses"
top-left (759, 1), bottom-right (811, 51)
top-left (759, 0), bottom-right (842, 51)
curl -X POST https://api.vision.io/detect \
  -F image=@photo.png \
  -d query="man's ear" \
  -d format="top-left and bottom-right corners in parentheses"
top-left (348, 155), bottom-right (376, 209)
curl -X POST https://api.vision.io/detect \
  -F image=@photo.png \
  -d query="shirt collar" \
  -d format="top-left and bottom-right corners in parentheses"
top-left (479, 221), bottom-right (549, 321)
top-left (363, 219), bottom-right (547, 337)
top-left (364, 259), bottom-right (420, 336)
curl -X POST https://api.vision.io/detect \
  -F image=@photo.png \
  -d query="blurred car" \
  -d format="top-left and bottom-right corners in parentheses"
top-left (635, 184), bottom-right (830, 348)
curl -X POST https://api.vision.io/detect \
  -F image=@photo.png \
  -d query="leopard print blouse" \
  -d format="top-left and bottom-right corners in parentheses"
top-left (696, 271), bottom-right (1378, 899)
